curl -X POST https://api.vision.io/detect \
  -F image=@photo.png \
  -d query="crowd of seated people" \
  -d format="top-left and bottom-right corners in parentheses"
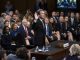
top-left (0, 1), bottom-right (80, 60)
top-left (0, 8), bottom-right (80, 49)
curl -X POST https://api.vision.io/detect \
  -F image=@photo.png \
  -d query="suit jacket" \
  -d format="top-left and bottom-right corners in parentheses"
top-left (56, 22), bottom-right (66, 33)
top-left (44, 24), bottom-right (52, 37)
top-left (32, 19), bottom-right (45, 47)
top-left (53, 16), bottom-right (59, 23)
top-left (18, 25), bottom-right (26, 46)
top-left (33, 19), bottom-right (45, 36)
top-left (68, 17), bottom-right (77, 30)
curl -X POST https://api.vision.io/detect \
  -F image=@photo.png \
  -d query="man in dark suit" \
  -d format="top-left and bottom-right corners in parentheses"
top-left (18, 19), bottom-right (27, 47)
top-left (44, 17), bottom-right (52, 42)
top-left (68, 12), bottom-right (77, 39)
top-left (52, 11), bottom-right (59, 23)
top-left (56, 16), bottom-right (67, 40)
top-left (68, 13), bottom-right (77, 30)
top-left (56, 16), bottom-right (66, 33)
top-left (32, 9), bottom-right (45, 48)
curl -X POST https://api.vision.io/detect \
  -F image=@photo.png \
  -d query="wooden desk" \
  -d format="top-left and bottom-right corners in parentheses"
top-left (31, 48), bottom-right (69, 60)
top-left (31, 41), bottom-right (80, 60)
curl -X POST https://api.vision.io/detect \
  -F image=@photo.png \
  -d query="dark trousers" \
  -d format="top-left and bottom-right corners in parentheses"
top-left (34, 35), bottom-right (45, 48)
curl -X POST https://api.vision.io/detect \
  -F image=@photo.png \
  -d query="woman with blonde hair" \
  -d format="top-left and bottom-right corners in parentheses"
top-left (63, 44), bottom-right (80, 60)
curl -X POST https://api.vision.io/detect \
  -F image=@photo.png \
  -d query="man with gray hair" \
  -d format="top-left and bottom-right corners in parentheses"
top-left (18, 18), bottom-right (28, 47)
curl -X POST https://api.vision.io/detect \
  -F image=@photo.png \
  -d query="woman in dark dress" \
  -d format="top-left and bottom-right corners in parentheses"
top-left (1, 26), bottom-right (12, 50)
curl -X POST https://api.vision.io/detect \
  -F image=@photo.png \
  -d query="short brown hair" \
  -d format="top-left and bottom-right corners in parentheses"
top-left (0, 48), bottom-right (6, 60)
top-left (16, 47), bottom-right (28, 60)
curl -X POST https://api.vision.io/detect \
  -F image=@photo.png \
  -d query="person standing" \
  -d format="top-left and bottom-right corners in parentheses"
top-left (32, 9), bottom-right (46, 49)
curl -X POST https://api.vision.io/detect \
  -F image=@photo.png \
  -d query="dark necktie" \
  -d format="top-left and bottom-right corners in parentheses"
top-left (40, 19), bottom-right (44, 27)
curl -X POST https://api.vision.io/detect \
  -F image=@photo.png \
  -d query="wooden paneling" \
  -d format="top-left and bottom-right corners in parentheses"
top-left (0, 0), bottom-right (56, 13)
top-left (0, 0), bottom-right (80, 14)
